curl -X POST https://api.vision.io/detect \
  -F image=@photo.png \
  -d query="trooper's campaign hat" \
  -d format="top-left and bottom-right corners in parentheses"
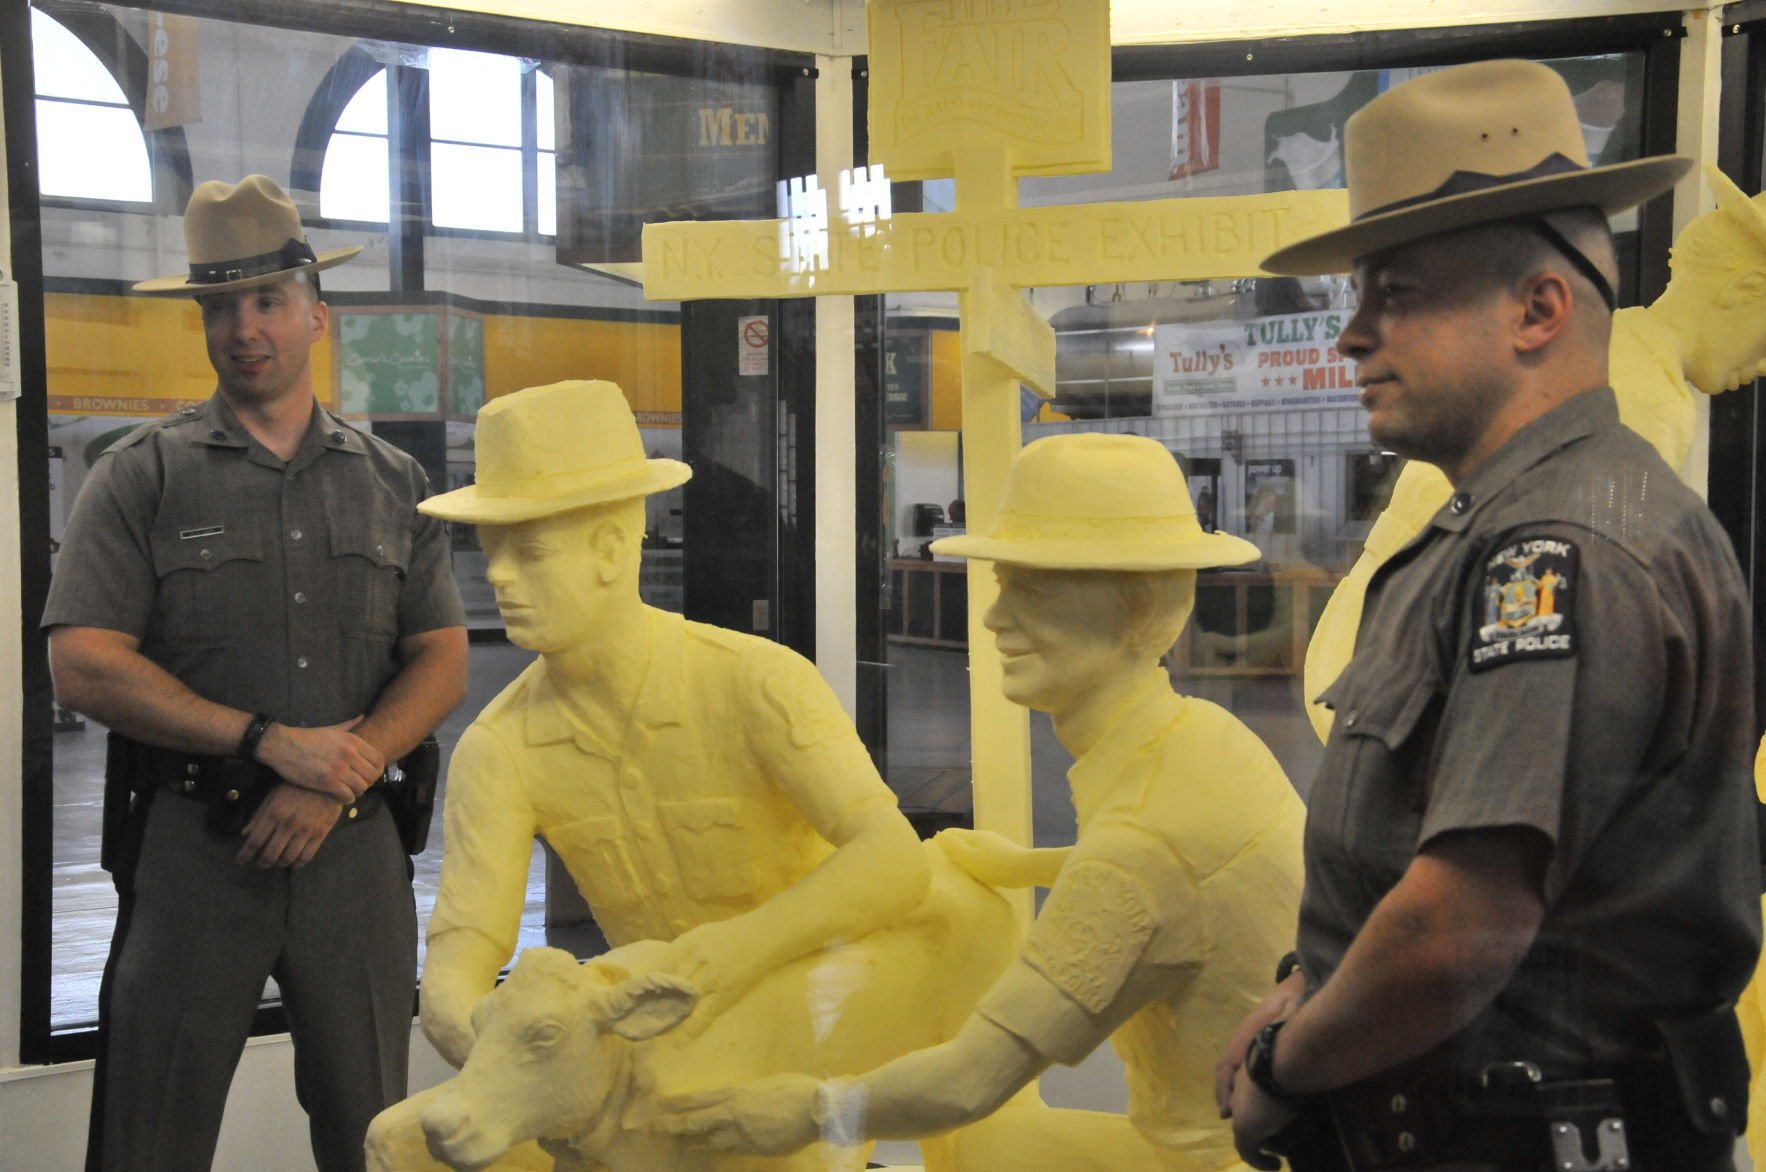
top-left (134, 174), bottom-right (362, 294)
top-left (1262, 59), bottom-right (1691, 276)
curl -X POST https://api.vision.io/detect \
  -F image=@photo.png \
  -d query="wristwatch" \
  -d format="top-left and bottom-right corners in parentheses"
top-left (1244, 1020), bottom-right (1306, 1103)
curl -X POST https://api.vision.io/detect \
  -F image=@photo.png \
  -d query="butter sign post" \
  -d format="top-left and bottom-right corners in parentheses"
top-left (641, 0), bottom-right (1348, 856)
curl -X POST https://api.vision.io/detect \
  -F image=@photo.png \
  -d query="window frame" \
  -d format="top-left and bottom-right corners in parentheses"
top-left (29, 1), bottom-right (194, 215)
top-left (294, 47), bottom-right (558, 240)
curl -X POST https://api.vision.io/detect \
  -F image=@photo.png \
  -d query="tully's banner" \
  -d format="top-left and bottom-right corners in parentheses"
top-left (1153, 309), bottom-right (1360, 416)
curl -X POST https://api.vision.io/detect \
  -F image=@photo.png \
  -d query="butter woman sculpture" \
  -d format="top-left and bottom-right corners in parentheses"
top-left (370, 380), bottom-right (928, 1169)
top-left (1304, 164), bottom-right (1766, 742)
top-left (664, 433), bottom-right (1305, 1171)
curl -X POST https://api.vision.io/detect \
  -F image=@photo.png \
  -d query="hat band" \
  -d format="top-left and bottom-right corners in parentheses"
top-left (478, 454), bottom-right (649, 501)
top-left (991, 511), bottom-right (1202, 544)
top-left (188, 238), bottom-right (317, 285)
top-left (1360, 153), bottom-right (1585, 221)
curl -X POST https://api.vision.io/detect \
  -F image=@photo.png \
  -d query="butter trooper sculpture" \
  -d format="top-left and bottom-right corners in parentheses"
top-left (1304, 163), bottom-right (1766, 742)
top-left (369, 380), bottom-right (928, 1170)
top-left (662, 432), bottom-right (1306, 1171)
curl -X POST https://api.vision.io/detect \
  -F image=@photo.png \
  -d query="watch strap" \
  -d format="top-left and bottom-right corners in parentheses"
top-left (236, 712), bottom-right (274, 762)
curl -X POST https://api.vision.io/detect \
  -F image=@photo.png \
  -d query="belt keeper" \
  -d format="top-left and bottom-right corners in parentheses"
top-left (236, 713), bottom-right (274, 761)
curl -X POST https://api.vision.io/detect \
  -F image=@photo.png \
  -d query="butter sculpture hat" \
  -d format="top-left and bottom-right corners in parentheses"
top-left (420, 380), bottom-right (692, 525)
top-left (932, 433), bottom-right (1260, 570)
top-left (135, 174), bottom-right (363, 294)
top-left (1262, 60), bottom-right (1691, 275)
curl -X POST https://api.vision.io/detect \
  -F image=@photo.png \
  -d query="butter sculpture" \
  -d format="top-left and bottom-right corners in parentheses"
top-left (643, 0), bottom-right (1347, 859)
top-left (1305, 164), bottom-right (1766, 741)
top-left (400, 835), bottom-right (1018, 1171)
top-left (660, 433), bottom-right (1305, 1171)
top-left (366, 380), bottom-right (1023, 1171)
top-left (1738, 736), bottom-right (1766, 1165)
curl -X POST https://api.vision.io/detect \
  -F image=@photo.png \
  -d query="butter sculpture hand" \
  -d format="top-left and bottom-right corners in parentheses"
top-left (656, 1073), bottom-right (822, 1155)
top-left (935, 828), bottom-right (1070, 889)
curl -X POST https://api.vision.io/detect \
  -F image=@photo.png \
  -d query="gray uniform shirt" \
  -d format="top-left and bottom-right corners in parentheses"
top-left (43, 394), bottom-right (464, 725)
top-left (1299, 387), bottom-right (1760, 1074)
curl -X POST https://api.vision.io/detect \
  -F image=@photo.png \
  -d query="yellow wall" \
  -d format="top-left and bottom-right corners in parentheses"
top-left (42, 293), bottom-right (682, 424)
top-left (44, 292), bottom-right (336, 415)
top-left (481, 314), bottom-right (681, 422)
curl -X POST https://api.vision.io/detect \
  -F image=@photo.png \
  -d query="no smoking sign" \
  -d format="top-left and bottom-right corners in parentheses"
top-left (738, 315), bottom-right (770, 376)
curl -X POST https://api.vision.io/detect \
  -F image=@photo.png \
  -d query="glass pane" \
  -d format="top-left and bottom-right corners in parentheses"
top-left (537, 150), bottom-right (556, 237)
top-left (428, 46), bottom-right (521, 147)
top-left (430, 142), bottom-right (522, 231)
top-left (31, 10), bottom-right (130, 104)
top-left (335, 67), bottom-right (387, 134)
top-left (536, 69), bottom-right (555, 151)
top-left (34, 99), bottom-right (151, 202)
top-left (880, 51), bottom-right (1651, 869)
top-left (319, 132), bottom-right (391, 222)
top-left (38, 3), bottom-right (705, 1036)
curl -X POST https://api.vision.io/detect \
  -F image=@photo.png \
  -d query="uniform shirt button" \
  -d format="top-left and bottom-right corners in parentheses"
top-left (1449, 492), bottom-right (1473, 515)
top-left (199, 548), bottom-right (212, 561)
top-left (1344, 711), bottom-right (1359, 728)
top-left (296, 656), bottom-right (309, 669)
top-left (290, 528), bottom-right (303, 541)
top-left (347, 805), bottom-right (359, 820)
top-left (375, 543), bottom-right (385, 557)
top-left (294, 591), bottom-right (307, 605)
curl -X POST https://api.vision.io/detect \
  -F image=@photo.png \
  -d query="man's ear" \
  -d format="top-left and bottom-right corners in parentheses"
top-left (1513, 270), bottom-right (1575, 355)
top-left (308, 296), bottom-right (330, 344)
top-left (588, 519), bottom-right (629, 585)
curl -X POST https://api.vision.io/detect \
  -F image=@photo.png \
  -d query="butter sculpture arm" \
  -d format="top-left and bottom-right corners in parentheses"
top-left (661, 1015), bottom-right (1045, 1153)
top-left (654, 793), bottom-right (928, 1031)
top-left (936, 827), bottom-right (1072, 889)
top-left (632, 644), bottom-right (931, 1027)
top-left (420, 723), bottom-right (540, 1067)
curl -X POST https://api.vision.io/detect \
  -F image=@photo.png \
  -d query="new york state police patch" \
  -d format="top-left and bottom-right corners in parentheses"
top-left (1469, 536), bottom-right (1578, 674)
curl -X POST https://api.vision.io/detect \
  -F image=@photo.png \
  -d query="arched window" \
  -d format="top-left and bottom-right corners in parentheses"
top-left (312, 48), bottom-right (555, 235)
top-left (32, 9), bottom-right (153, 203)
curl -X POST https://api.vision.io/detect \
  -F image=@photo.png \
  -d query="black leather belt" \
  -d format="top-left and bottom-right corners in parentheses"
top-left (138, 743), bottom-right (384, 823)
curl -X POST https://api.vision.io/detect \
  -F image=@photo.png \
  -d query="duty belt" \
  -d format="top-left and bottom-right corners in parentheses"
top-left (139, 743), bottom-right (385, 826)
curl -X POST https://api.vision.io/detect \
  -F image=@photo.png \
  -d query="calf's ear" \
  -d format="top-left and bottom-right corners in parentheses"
top-left (599, 973), bottom-right (700, 1042)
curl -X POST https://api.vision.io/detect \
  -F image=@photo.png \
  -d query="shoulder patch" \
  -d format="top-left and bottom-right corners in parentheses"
top-left (1469, 536), bottom-right (1578, 674)
top-left (1022, 859), bottom-right (1155, 1015)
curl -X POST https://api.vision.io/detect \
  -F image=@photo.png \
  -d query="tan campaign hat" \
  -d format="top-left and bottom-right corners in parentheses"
top-left (1262, 59), bottom-right (1691, 276)
top-left (134, 174), bottom-right (362, 294)
top-left (420, 380), bottom-right (692, 525)
top-left (932, 432), bottom-right (1261, 571)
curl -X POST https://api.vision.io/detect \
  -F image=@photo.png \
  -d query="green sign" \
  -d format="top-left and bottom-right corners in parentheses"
top-left (340, 312), bottom-right (440, 415)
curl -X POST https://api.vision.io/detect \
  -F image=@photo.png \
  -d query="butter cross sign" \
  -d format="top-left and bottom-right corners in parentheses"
top-left (641, 0), bottom-right (1347, 850)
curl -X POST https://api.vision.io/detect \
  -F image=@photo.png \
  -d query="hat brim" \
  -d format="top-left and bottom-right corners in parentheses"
top-left (1262, 155), bottom-right (1692, 276)
top-left (132, 246), bottom-right (365, 295)
top-left (930, 530), bottom-right (1263, 571)
top-left (419, 459), bottom-right (692, 525)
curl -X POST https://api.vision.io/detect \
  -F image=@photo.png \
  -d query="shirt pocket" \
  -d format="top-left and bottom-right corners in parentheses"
top-left (326, 498), bottom-right (411, 642)
top-left (545, 815), bottom-right (645, 912)
top-left (658, 797), bottom-right (760, 903)
top-left (1314, 663), bottom-right (1441, 895)
top-left (148, 523), bottom-right (266, 646)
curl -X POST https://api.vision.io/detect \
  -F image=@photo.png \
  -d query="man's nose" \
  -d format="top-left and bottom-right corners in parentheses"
top-left (1337, 307), bottom-right (1374, 360)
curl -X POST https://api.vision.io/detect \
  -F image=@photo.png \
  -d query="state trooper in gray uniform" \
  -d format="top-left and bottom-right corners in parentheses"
top-left (44, 175), bottom-right (467, 1171)
top-left (1218, 63), bottom-right (1759, 1172)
